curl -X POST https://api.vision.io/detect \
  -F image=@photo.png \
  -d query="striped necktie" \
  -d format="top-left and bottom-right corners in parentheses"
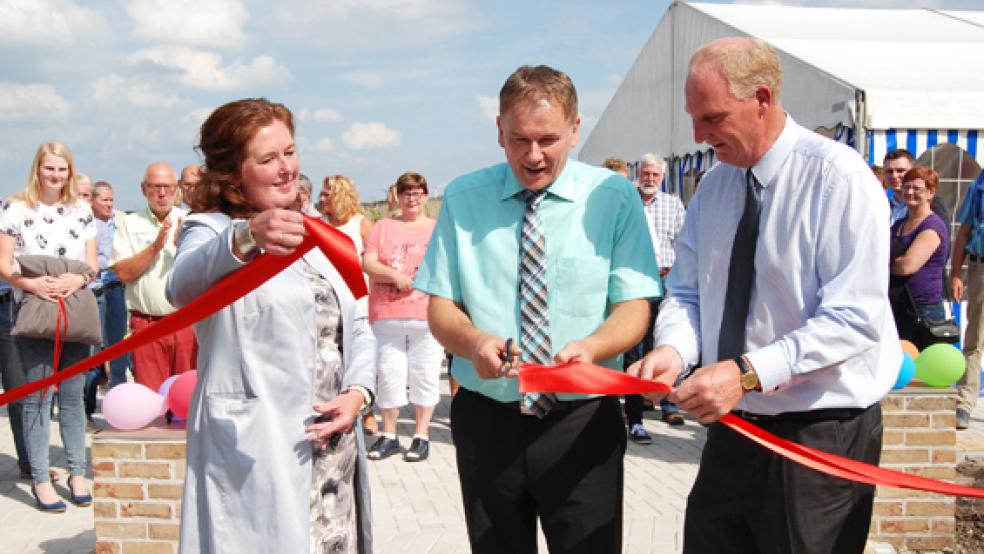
top-left (519, 189), bottom-right (556, 418)
top-left (718, 169), bottom-right (763, 361)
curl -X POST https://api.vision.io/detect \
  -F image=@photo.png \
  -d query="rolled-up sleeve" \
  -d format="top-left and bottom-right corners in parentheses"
top-left (414, 196), bottom-right (461, 302)
top-left (608, 185), bottom-right (662, 304)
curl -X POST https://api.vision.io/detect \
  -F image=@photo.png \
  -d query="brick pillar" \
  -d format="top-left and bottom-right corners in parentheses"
top-left (868, 387), bottom-right (957, 552)
top-left (92, 418), bottom-right (186, 554)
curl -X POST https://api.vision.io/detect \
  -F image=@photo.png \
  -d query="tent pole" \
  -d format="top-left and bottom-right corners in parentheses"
top-left (854, 89), bottom-right (867, 162)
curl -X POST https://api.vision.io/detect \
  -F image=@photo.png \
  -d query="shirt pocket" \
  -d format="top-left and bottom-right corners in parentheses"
top-left (554, 256), bottom-right (609, 318)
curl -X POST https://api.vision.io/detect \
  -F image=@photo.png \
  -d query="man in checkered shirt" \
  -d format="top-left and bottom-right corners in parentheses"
top-left (622, 152), bottom-right (687, 443)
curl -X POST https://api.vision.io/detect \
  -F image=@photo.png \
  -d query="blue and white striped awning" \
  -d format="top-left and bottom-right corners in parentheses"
top-left (866, 129), bottom-right (981, 166)
top-left (671, 150), bottom-right (717, 193)
top-left (667, 127), bottom-right (982, 194)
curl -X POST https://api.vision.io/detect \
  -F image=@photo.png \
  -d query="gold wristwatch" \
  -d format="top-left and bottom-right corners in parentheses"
top-left (734, 355), bottom-right (760, 392)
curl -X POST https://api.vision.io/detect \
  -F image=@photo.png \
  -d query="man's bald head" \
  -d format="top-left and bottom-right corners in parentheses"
top-left (141, 162), bottom-right (178, 219)
top-left (179, 163), bottom-right (202, 205)
top-left (180, 164), bottom-right (201, 186)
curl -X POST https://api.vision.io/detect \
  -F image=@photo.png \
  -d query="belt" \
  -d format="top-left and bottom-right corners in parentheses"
top-left (479, 391), bottom-right (602, 416)
top-left (970, 254), bottom-right (984, 263)
top-left (94, 281), bottom-right (123, 295)
top-left (129, 310), bottom-right (167, 321)
top-left (731, 406), bottom-right (867, 423)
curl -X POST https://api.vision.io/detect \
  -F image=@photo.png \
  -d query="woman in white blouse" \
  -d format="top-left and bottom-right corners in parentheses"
top-left (0, 142), bottom-right (98, 512)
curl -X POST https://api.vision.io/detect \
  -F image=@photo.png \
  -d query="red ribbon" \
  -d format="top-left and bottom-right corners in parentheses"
top-left (0, 215), bottom-right (366, 407)
top-left (43, 297), bottom-right (69, 399)
top-left (6, 215), bottom-right (979, 500)
top-left (518, 360), bottom-right (984, 498)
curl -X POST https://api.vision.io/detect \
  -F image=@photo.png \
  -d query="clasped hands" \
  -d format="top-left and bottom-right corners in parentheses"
top-left (25, 273), bottom-right (88, 302)
top-left (627, 345), bottom-right (746, 424)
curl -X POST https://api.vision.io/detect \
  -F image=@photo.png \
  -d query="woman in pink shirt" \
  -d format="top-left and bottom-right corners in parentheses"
top-left (363, 172), bottom-right (441, 462)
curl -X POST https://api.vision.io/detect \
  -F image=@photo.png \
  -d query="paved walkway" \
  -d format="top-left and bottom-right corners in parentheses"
top-left (3, 380), bottom-right (984, 553)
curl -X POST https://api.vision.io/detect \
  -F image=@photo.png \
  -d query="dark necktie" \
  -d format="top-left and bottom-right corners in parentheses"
top-left (718, 170), bottom-right (763, 361)
top-left (519, 189), bottom-right (555, 418)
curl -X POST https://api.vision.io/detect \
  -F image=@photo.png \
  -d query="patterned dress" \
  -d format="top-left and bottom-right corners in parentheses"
top-left (300, 261), bottom-right (359, 554)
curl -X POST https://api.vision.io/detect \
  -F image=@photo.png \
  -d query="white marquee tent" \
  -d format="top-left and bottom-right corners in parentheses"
top-left (579, 2), bottom-right (984, 191)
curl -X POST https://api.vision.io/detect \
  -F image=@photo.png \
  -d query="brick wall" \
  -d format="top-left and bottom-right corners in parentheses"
top-left (92, 419), bottom-right (186, 554)
top-left (93, 393), bottom-right (959, 552)
top-left (868, 387), bottom-right (957, 552)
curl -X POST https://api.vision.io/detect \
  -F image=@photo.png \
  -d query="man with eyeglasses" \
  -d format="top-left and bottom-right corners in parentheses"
top-left (110, 162), bottom-right (196, 391)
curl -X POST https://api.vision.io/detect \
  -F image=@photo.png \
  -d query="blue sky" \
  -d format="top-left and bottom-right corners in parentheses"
top-left (0, 0), bottom-right (979, 211)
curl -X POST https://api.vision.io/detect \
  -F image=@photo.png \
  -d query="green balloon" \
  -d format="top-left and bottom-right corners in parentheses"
top-left (914, 343), bottom-right (966, 387)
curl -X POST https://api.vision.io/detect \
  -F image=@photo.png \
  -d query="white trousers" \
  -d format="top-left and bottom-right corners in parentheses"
top-left (372, 319), bottom-right (443, 408)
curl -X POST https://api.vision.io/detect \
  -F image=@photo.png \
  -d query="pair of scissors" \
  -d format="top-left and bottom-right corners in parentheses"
top-left (499, 337), bottom-right (518, 376)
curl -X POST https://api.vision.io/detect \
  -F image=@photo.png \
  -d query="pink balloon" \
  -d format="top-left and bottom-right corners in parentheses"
top-left (167, 370), bottom-right (198, 420)
top-left (102, 383), bottom-right (166, 431)
top-left (158, 375), bottom-right (180, 415)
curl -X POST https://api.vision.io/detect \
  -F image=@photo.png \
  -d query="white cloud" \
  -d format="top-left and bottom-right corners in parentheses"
top-left (0, 83), bottom-right (70, 121)
top-left (476, 95), bottom-right (498, 124)
top-left (342, 122), bottom-right (401, 150)
top-left (606, 74), bottom-right (623, 87)
top-left (123, 0), bottom-right (248, 50)
top-left (0, 0), bottom-right (104, 46)
top-left (89, 74), bottom-right (185, 109)
top-left (311, 138), bottom-right (335, 153)
top-left (268, 0), bottom-right (481, 49)
top-left (129, 47), bottom-right (290, 91)
top-left (298, 108), bottom-right (343, 123)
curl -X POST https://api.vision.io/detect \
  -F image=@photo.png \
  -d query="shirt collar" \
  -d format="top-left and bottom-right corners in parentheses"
top-left (143, 206), bottom-right (173, 225)
top-left (749, 114), bottom-right (796, 188)
top-left (500, 158), bottom-right (578, 202)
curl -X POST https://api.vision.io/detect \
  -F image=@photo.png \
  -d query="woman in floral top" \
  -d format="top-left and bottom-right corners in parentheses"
top-left (0, 142), bottom-right (98, 512)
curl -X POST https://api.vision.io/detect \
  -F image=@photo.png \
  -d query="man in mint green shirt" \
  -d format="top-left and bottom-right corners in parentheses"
top-left (415, 65), bottom-right (661, 554)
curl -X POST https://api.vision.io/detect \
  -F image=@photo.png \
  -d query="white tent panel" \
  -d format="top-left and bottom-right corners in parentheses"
top-left (581, 8), bottom-right (676, 163)
top-left (581, 2), bottom-right (984, 169)
top-left (690, 3), bottom-right (984, 131)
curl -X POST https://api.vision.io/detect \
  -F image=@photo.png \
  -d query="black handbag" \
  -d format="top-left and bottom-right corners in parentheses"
top-left (905, 283), bottom-right (959, 345)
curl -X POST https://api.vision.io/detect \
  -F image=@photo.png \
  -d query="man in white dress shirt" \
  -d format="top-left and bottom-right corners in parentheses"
top-left (631, 37), bottom-right (899, 553)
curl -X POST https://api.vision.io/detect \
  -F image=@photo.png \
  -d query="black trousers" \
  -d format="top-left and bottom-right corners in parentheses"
top-left (684, 403), bottom-right (883, 554)
top-left (621, 298), bottom-right (660, 425)
top-left (451, 387), bottom-right (626, 554)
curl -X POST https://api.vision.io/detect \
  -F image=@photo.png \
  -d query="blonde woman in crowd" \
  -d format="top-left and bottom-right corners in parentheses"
top-left (320, 175), bottom-right (377, 434)
top-left (385, 184), bottom-right (401, 217)
top-left (320, 175), bottom-right (372, 251)
top-left (0, 142), bottom-right (97, 512)
top-left (75, 173), bottom-right (93, 204)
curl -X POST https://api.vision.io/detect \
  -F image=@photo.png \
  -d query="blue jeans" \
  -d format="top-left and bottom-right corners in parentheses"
top-left (0, 295), bottom-right (29, 473)
top-left (914, 303), bottom-right (945, 322)
top-left (18, 336), bottom-right (89, 483)
top-left (83, 282), bottom-right (130, 416)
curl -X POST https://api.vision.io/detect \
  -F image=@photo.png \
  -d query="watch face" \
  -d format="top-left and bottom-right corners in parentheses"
top-left (741, 371), bottom-right (759, 391)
